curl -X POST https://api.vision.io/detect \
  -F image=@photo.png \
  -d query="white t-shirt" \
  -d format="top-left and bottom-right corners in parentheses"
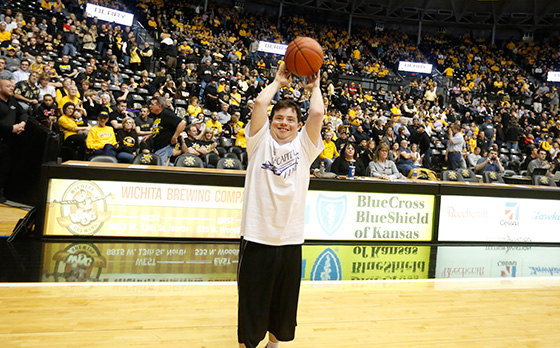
top-left (240, 121), bottom-right (323, 246)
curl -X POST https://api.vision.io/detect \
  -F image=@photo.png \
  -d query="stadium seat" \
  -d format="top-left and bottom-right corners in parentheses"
top-left (455, 169), bottom-right (478, 183)
top-left (132, 153), bottom-right (161, 165)
top-left (89, 155), bottom-right (118, 163)
top-left (218, 137), bottom-right (233, 149)
top-left (533, 175), bottom-right (556, 187)
top-left (442, 170), bottom-right (464, 182)
top-left (217, 158), bottom-right (243, 170)
top-left (174, 154), bottom-right (204, 168)
top-left (204, 153), bottom-right (220, 168)
top-left (483, 172), bottom-right (505, 184)
top-left (223, 152), bottom-right (239, 160)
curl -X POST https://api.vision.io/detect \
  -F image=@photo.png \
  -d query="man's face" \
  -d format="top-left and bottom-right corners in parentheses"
top-left (324, 133), bottom-right (332, 142)
top-left (211, 112), bottom-right (218, 121)
top-left (118, 103), bottom-right (127, 113)
top-left (538, 150), bottom-right (547, 161)
top-left (270, 107), bottom-right (300, 144)
top-left (29, 73), bottom-right (38, 84)
top-left (150, 100), bottom-right (162, 114)
top-left (0, 79), bottom-right (15, 98)
top-left (0, 60), bottom-right (6, 70)
top-left (141, 108), bottom-right (149, 118)
top-left (187, 126), bottom-right (198, 138)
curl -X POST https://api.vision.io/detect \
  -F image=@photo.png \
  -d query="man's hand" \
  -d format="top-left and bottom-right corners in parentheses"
top-left (12, 122), bottom-right (26, 134)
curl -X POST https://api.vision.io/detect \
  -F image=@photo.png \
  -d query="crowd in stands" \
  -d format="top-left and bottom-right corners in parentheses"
top-left (2, 0), bottom-right (560, 183)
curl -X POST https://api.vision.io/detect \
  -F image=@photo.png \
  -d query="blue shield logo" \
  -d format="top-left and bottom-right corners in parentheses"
top-left (310, 248), bottom-right (342, 281)
top-left (316, 194), bottom-right (346, 236)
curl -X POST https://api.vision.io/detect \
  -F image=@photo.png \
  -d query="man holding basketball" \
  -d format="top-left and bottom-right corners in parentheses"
top-left (237, 61), bottom-right (324, 348)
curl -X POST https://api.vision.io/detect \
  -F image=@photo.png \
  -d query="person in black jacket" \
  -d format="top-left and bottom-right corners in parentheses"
top-left (116, 117), bottom-right (139, 163)
top-left (0, 73), bottom-right (28, 202)
top-left (331, 142), bottom-right (366, 176)
top-left (417, 125), bottom-right (432, 169)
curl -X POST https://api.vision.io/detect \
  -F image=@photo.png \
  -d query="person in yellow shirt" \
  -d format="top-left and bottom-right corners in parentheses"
top-left (0, 23), bottom-right (11, 42)
top-left (319, 131), bottom-right (339, 171)
top-left (58, 102), bottom-right (90, 160)
top-left (205, 111), bottom-right (223, 135)
top-left (230, 85), bottom-right (242, 111)
top-left (40, 0), bottom-right (52, 10)
top-left (86, 111), bottom-right (118, 157)
top-left (187, 96), bottom-right (202, 118)
top-left (58, 85), bottom-right (81, 113)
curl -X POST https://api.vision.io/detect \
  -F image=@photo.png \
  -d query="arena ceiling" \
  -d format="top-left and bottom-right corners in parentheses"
top-left (251, 0), bottom-right (560, 28)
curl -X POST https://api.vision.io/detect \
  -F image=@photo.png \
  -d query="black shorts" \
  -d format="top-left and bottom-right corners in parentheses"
top-left (237, 238), bottom-right (302, 348)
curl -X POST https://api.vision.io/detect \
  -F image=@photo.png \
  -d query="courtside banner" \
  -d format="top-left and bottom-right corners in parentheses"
top-left (436, 246), bottom-right (560, 279)
top-left (305, 191), bottom-right (435, 241)
top-left (40, 242), bottom-right (239, 282)
top-left (302, 245), bottom-right (431, 281)
top-left (43, 179), bottom-right (434, 241)
top-left (439, 195), bottom-right (560, 243)
top-left (85, 3), bottom-right (134, 27)
top-left (43, 179), bottom-right (244, 238)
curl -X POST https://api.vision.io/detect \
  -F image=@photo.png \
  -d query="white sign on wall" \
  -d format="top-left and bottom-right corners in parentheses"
top-left (85, 3), bottom-right (134, 27)
top-left (439, 195), bottom-right (560, 243)
top-left (257, 41), bottom-right (288, 55)
top-left (547, 71), bottom-right (560, 82)
top-left (398, 61), bottom-right (433, 74)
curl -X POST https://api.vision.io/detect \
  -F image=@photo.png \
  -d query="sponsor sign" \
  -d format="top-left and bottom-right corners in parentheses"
top-left (306, 191), bottom-right (435, 241)
top-left (41, 242), bottom-right (239, 282)
top-left (257, 41), bottom-right (288, 55)
top-left (85, 3), bottom-right (134, 27)
top-left (44, 179), bottom-right (434, 241)
top-left (547, 71), bottom-right (560, 82)
top-left (436, 246), bottom-right (560, 279)
top-left (302, 245), bottom-right (431, 281)
top-left (439, 195), bottom-right (560, 242)
top-left (44, 179), bottom-right (244, 238)
top-left (398, 61), bottom-right (433, 74)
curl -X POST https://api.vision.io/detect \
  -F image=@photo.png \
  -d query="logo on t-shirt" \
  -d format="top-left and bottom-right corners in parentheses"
top-left (261, 149), bottom-right (299, 178)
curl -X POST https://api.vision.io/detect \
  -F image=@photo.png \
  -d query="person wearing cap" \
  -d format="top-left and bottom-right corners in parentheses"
top-left (0, 72), bottom-right (28, 202)
top-left (86, 111), bottom-right (118, 158)
top-left (230, 85), bottom-right (242, 112)
top-left (4, 46), bottom-right (20, 72)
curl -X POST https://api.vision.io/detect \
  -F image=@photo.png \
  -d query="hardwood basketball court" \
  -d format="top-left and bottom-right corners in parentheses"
top-left (0, 277), bottom-right (559, 347)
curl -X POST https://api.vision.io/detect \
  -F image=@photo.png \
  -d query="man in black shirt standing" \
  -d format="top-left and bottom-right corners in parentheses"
top-left (417, 125), bottom-right (432, 169)
top-left (144, 97), bottom-right (185, 166)
top-left (0, 73), bottom-right (28, 203)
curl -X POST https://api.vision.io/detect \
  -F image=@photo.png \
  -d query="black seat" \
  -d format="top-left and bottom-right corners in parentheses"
top-left (90, 155), bottom-right (118, 163)
top-left (132, 153), bottom-right (162, 165)
top-left (218, 137), bottom-right (234, 149)
top-left (223, 152), bottom-right (239, 160)
top-left (483, 171), bottom-right (505, 184)
top-left (217, 158), bottom-right (243, 170)
top-left (533, 175), bottom-right (557, 187)
top-left (442, 170), bottom-right (464, 182)
top-left (204, 152), bottom-right (220, 168)
top-left (456, 169), bottom-right (478, 183)
top-left (174, 154), bottom-right (204, 168)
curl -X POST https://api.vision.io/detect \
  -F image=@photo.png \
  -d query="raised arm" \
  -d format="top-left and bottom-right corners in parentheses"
top-left (302, 72), bottom-right (323, 147)
top-left (250, 62), bottom-right (292, 135)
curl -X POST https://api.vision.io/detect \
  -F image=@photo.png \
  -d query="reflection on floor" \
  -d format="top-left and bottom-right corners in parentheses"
top-left (1, 239), bottom-right (559, 283)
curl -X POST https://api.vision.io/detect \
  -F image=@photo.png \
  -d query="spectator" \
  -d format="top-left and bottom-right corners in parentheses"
top-left (12, 59), bottom-right (30, 83)
top-left (467, 146), bottom-right (482, 168)
top-left (34, 93), bottom-right (58, 129)
top-left (109, 100), bottom-right (131, 130)
top-left (527, 148), bottom-right (554, 177)
top-left (396, 139), bottom-right (418, 176)
top-left (58, 102), bottom-right (90, 159)
top-left (331, 142), bottom-right (365, 176)
top-left (145, 96), bottom-right (186, 166)
top-left (367, 142), bottom-right (406, 180)
top-left (217, 103), bottom-right (231, 125)
top-left (447, 123), bottom-right (464, 170)
top-left (13, 71), bottom-right (39, 111)
top-left (86, 111), bottom-right (117, 157)
top-left (115, 117), bottom-right (139, 163)
top-left (475, 148), bottom-right (504, 174)
top-left (319, 131), bottom-right (339, 172)
top-left (205, 111), bottom-right (223, 136)
top-left (55, 54), bottom-right (78, 79)
top-left (58, 85), bottom-right (81, 113)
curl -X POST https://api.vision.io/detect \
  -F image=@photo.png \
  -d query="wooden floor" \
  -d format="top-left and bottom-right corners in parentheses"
top-left (0, 204), bottom-right (28, 236)
top-left (0, 278), bottom-right (559, 347)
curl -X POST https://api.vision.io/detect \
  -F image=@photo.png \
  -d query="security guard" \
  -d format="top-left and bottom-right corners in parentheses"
top-left (0, 72), bottom-right (28, 203)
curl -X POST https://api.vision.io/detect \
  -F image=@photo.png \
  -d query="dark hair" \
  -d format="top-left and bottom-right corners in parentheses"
top-left (62, 102), bottom-right (75, 114)
top-left (342, 142), bottom-right (359, 161)
top-left (270, 99), bottom-right (302, 124)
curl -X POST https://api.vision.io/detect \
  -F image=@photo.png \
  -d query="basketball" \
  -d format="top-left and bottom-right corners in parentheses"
top-left (284, 37), bottom-right (324, 77)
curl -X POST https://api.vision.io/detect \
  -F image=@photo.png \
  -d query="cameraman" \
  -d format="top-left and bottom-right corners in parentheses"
top-left (475, 149), bottom-right (504, 174)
